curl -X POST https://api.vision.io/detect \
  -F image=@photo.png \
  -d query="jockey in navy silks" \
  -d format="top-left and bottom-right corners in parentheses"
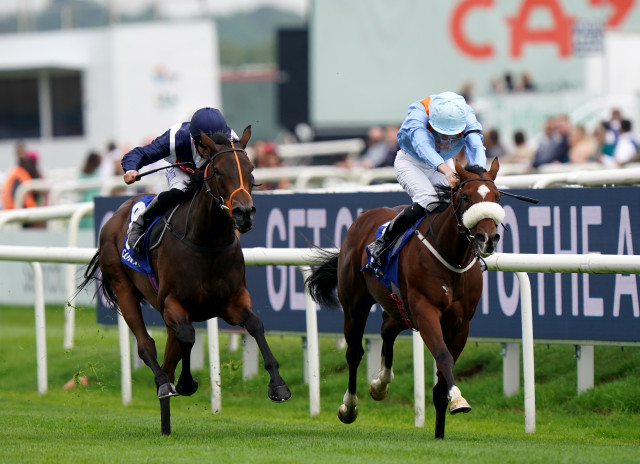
top-left (121, 108), bottom-right (238, 252)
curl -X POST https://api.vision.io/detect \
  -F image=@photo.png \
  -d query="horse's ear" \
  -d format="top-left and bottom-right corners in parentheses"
top-left (200, 131), bottom-right (213, 147)
top-left (487, 157), bottom-right (499, 180)
top-left (454, 159), bottom-right (467, 179)
top-left (239, 125), bottom-right (252, 148)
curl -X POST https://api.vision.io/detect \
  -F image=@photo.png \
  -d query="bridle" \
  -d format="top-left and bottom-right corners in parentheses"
top-left (202, 141), bottom-right (253, 217)
top-left (451, 177), bottom-right (499, 242)
top-left (162, 141), bottom-right (253, 253)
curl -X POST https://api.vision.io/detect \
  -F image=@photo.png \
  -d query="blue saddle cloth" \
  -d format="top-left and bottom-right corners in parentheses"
top-left (120, 196), bottom-right (162, 292)
top-left (362, 218), bottom-right (423, 290)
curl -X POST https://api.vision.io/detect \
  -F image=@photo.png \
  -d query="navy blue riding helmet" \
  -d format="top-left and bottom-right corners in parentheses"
top-left (189, 107), bottom-right (229, 141)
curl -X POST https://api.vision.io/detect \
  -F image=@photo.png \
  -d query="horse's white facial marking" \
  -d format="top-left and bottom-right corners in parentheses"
top-left (477, 184), bottom-right (490, 199)
top-left (442, 285), bottom-right (449, 295)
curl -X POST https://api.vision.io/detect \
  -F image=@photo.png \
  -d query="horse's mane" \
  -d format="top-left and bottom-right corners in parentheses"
top-left (433, 164), bottom-right (488, 203)
top-left (186, 132), bottom-right (233, 192)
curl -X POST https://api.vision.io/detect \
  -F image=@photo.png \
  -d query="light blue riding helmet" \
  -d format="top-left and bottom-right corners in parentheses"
top-left (428, 92), bottom-right (467, 135)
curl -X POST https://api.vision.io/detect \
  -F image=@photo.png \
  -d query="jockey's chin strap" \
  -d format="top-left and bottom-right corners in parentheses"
top-left (203, 141), bottom-right (252, 217)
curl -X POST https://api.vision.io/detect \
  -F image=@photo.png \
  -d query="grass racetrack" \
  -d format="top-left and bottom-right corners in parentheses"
top-left (1, 304), bottom-right (639, 463)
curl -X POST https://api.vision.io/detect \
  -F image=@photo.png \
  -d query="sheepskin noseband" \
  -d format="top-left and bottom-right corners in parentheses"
top-left (462, 202), bottom-right (505, 229)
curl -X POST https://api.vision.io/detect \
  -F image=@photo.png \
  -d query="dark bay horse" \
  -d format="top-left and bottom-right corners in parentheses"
top-left (306, 158), bottom-right (504, 439)
top-left (78, 127), bottom-right (291, 435)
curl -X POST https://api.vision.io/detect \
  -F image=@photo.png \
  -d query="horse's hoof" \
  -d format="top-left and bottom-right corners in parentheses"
top-left (369, 382), bottom-right (389, 401)
top-left (176, 377), bottom-right (198, 396)
top-left (268, 384), bottom-right (292, 402)
top-left (449, 396), bottom-right (471, 415)
top-left (338, 404), bottom-right (358, 424)
top-left (157, 382), bottom-right (178, 399)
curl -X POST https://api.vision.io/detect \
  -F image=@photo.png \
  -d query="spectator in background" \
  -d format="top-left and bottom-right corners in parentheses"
top-left (568, 125), bottom-right (596, 164)
top-left (503, 72), bottom-right (515, 92)
top-left (79, 151), bottom-right (102, 199)
top-left (551, 113), bottom-right (571, 164)
top-left (502, 130), bottom-right (534, 168)
top-left (613, 119), bottom-right (640, 166)
top-left (100, 140), bottom-right (124, 181)
top-left (532, 117), bottom-right (559, 168)
top-left (78, 150), bottom-right (102, 228)
top-left (459, 80), bottom-right (474, 104)
top-left (606, 108), bottom-right (623, 137)
top-left (593, 122), bottom-right (617, 167)
top-left (2, 142), bottom-right (43, 210)
top-left (518, 71), bottom-right (536, 92)
top-left (484, 128), bottom-right (506, 159)
top-left (358, 126), bottom-right (389, 168)
top-left (380, 125), bottom-right (400, 167)
top-left (251, 140), bottom-right (291, 190)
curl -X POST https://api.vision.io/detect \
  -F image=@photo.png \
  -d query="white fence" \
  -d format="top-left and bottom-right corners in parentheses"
top-left (2, 245), bottom-right (640, 434)
top-left (9, 162), bottom-right (640, 208)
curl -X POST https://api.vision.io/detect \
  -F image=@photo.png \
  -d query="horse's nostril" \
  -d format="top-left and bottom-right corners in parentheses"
top-left (474, 233), bottom-right (487, 243)
top-left (493, 234), bottom-right (501, 244)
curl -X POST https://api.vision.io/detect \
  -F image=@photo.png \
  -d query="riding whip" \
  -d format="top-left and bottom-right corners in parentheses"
top-left (498, 190), bottom-right (539, 204)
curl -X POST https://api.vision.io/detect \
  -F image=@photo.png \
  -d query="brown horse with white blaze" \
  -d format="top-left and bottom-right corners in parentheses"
top-left (306, 158), bottom-right (504, 439)
top-left (78, 127), bottom-right (291, 435)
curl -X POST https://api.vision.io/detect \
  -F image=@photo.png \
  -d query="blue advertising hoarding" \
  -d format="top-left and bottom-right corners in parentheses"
top-left (95, 187), bottom-right (640, 343)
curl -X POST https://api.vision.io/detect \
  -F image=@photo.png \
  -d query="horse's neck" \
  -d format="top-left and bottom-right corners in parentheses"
top-left (428, 208), bottom-right (473, 263)
top-left (183, 190), bottom-right (235, 246)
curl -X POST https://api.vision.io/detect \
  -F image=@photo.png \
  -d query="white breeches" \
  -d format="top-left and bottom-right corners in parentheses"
top-left (394, 150), bottom-right (453, 211)
top-left (164, 163), bottom-right (191, 191)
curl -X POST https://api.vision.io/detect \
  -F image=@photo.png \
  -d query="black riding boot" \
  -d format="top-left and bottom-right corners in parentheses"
top-left (367, 202), bottom-right (426, 267)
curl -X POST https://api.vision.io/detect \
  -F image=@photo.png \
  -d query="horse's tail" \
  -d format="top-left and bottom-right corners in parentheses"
top-left (75, 251), bottom-right (119, 310)
top-left (305, 248), bottom-right (340, 309)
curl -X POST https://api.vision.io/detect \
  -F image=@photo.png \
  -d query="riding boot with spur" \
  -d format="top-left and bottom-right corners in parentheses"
top-left (127, 196), bottom-right (165, 253)
top-left (367, 202), bottom-right (426, 267)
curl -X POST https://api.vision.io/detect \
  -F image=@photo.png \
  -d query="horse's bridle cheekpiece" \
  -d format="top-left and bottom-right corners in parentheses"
top-left (203, 141), bottom-right (252, 216)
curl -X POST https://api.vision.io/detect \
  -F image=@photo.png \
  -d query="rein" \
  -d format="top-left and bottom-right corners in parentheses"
top-left (415, 176), bottom-right (502, 272)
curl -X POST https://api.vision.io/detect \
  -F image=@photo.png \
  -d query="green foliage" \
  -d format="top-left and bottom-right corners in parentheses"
top-left (1, 305), bottom-right (639, 463)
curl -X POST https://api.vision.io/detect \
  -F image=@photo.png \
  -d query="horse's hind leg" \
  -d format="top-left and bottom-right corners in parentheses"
top-left (162, 295), bottom-right (198, 396)
top-left (338, 300), bottom-right (371, 424)
top-left (113, 281), bottom-right (176, 398)
top-left (369, 312), bottom-right (404, 401)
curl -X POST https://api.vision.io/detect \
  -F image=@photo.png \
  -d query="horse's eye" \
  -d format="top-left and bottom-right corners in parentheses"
top-left (213, 167), bottom-right (220, 175)
top-left (462, 194), bottom-right (469, 203)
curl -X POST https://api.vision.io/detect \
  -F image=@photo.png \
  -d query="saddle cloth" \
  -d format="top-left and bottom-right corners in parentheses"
top-left (120, 196), bottom-right (162, 292)
top-left (362, 218), bottom-right (423, 291)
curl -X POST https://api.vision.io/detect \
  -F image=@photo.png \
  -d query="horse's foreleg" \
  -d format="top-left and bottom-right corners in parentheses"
top-left (243, 312), bottom-right (291, 402)
top-left (163, 295), bottom-right (198, 396)
top-left (369, 313), bottom-right (403, 401)
top-left (415, 306), bottom-right (470, 439)
top-left (433, 374), bottom-right (449, 439)
top-left (444, 322), bottom-right (472, 415)
top-left (114, 282), bottom-right (175, 397)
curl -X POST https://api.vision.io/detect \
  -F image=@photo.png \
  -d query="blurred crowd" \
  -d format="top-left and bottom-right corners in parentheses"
top-left (2, 106), bottom-right (639, 213)
top-left (482, 108), bottom-right (640, 173)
